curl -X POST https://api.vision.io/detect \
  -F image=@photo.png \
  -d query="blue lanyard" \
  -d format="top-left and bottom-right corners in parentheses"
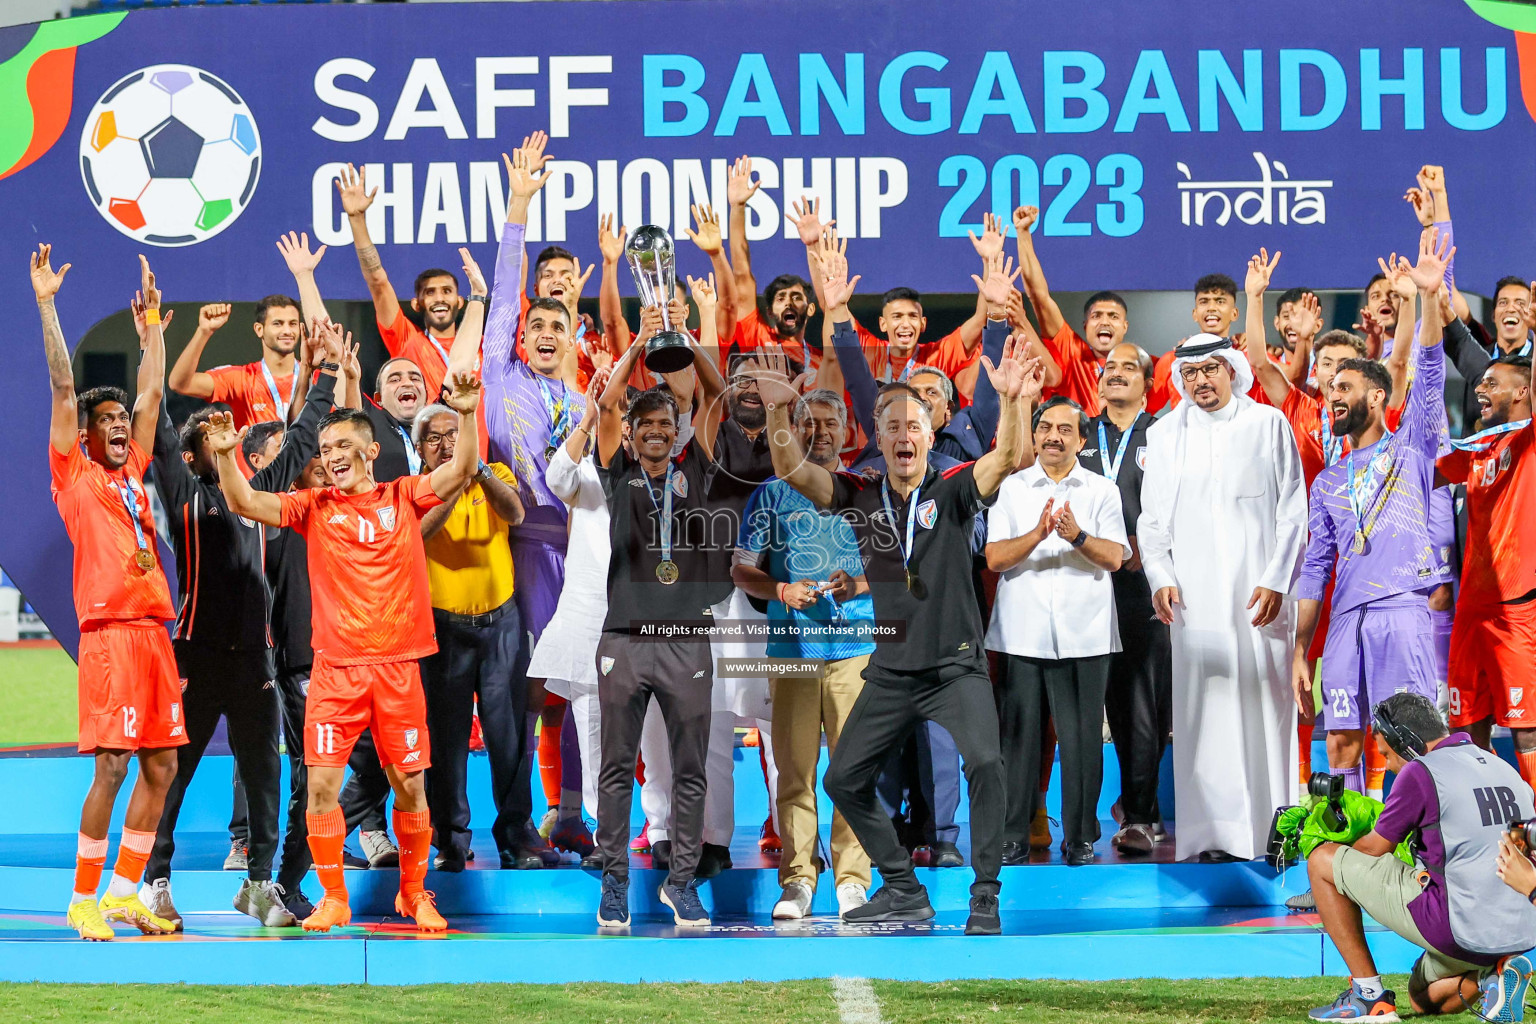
top-left (260, 361), bottom-right (294, 422)
top-left (879, 477), bottom-right (921, 575)
top-left (1448, 418), bottom-right (1530, 453)
top-left (393, 422), bottom-right (422, 474)
top-left (642, 462), bottom-right (674, 562)
top-left (1097, 420), bottom-right (1135, 483)
top-left (1345, 433), bottom-right (1394, 527)
top-left (113, 477), bottom-right (150, 554)
top-left (1319, 402), bottom-right (1343, 467)
top-left (536, 374), bottom-right (574, 448)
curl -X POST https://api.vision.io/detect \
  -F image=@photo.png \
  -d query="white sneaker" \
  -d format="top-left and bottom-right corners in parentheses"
top-left (836, 883), bottom-right (868, 918)
top-left (772, 881), bottom-right (814, 920)
top-left (138, 877), bottom-right (183, 932)
top-left (233, 878), bottom-right (298, 928)
top-left (360, 829), bottom-right (399, 868)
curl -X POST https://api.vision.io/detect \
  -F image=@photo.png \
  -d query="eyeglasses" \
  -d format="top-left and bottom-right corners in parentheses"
top-left (728, 375), bottom-right (759, 390)
top-left (421, 429), bottom-right (459, 447)
top-left (1179, 362), bottom-right (1228, 383)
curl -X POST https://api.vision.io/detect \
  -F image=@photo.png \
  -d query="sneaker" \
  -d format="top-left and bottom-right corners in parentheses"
top-left (630, 824), bottom-right (652, 853)
top-left (842, 885), bottom-right (934, 924)
top-left (835, 883), bottom-right (868, 918)
top-left (67, 898), bottom-right (113, 941)
top-left (1029, 808), bottom-right (1054, 850)
top-left (301, 895), bottom-right (352, 932)
top-left (597, 873), bottom-right (630, 928)
top-left (696, 842), bottom-right (733, 880)
top-left (281, 886), bottom-right (315, 922)
top-left (537, 807), bottom-right (560, 840)
top-left (1307, 983), bottom-right (1400, 1021)
top-left (772, 881), bottom-right (814, 920)
top-left (930, 841), bottom-right (964, 868)
top-left (361, 830), bottom-right (400, 868)
top-left (549, 815), bottom-right (596, 857)
top-left (342, 847), bottom-right (370, 869)
top-left (1112, 823), bottom-right (1155, 856)
top-left (1286, 890), bottom-right (1318, 912)
top-left (223, 839), bottom-right (249, 872)
top-left (98, 891), bottom-right (177, 935)
top-left (234, 878), bottom-right (298, 928)
top-left (759, 816), bottom-right (781, 854)
top-left (1481, 953), bottom-right (1534, 1022)
top-left (964, 893), bottom-right (1001, 936)
top-left (138, 877), bottom-right (183, 932)
top-left (659, 879), bottom-right (710, 928)
top-left (395, 890), bottom-right (447, 933)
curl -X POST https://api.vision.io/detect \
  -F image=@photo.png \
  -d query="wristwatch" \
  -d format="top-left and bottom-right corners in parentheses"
top-left (1070, 529), bottom-right (1088, 548)
top-left (318, 361), bottom-right (340, 372)
top-left (467, 294), bottom-right (488, 304)
top-left (475, 461), bottom-right (492, 481)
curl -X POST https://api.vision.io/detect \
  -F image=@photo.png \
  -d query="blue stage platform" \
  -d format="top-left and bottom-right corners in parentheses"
top-left (0, 742), bottom-right (1426, 985)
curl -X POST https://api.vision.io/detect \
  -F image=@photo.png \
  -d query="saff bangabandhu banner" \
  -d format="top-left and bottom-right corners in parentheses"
top-left (0, 0), bottom-right (1532, 651)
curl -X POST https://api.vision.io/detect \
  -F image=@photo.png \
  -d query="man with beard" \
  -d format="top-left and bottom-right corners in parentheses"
top-left (335, 164), bottom-right (461, 400)
top-left (1138, 334), bottom-right (1307, 862)
top-left (1445, 277), bottom-right (1533, 436)
top-left (1012, 204), bottom-right (1128, 416)
top-left (734, 388), bottom-right (875, 920)
top-left (169, 296), bottom-right (302, 428)
top-left (1078, 342), bottom-right (1171, 856)
top-left (38, 248), bottom-right (183, 940)
top-left (726, 155), bottom-right (817, 370)
top-left (447, 136), bottom-right (596, 866)
top-left (1439, 357), bottom-right (1536, 786)
top-left (763, 289), bottom-right (1043, 935)
top-left (139, 320), bottom-right (345, 930)
top-left (1293, 233), bottom-right (1453, 800)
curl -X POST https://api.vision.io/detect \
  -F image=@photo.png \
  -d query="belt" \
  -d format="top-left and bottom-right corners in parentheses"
top-left (435, 598), bottom-right (516, 629)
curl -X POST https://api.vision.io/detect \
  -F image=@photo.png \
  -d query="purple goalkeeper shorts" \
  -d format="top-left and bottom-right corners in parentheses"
top-left (1319, 592), bottom-right (1438, 732)
top-left (511, 508), bottom-right (568, 644)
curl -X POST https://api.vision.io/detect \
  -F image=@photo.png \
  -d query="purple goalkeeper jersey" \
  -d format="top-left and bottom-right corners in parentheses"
top-left (483, 220), bottom-right (586, 549)
top-left (1297, 340), bottom-right (1451, 615)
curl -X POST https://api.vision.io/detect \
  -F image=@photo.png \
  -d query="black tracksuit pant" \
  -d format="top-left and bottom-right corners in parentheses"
top-left (147, 648), bottom-right (281, 883)
top-left (1103, 572), bottom-right (1172, 826)
top-left (824, 665), bottom-right (1004, 898)
top-left (274, 664), bottom-right (312, 892)
top-left (594, 633), bottom-right (711, 888)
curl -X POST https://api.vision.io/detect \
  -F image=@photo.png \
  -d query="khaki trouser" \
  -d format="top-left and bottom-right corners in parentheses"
top-left (771, 654), bottom-right (872, 890)
top-left (1334, 846), bottom-right (1481, 985)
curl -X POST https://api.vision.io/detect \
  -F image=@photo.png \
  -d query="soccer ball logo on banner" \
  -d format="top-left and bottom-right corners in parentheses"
top-left (78, 65), bottom-right (260, 247)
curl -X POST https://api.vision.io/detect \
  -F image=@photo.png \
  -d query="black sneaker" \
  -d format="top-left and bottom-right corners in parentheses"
top-left (342, 847), bottom-right (370, 869)
top-left (695, 842), bottom-right (733, 880)
top-left (280, 885), bottom-right (315, 922)
top-left (930, 841), bottom-right (964, 868)
top-left (597, 873), bottom-right (630, 927)
top-left (650, 840), bottom-right (672, 872)
top-left (964, 893), bottom-right (1001, 935)
top-left (659, 879), bottom-right (710, 928)
top-left (842, 885), bottom-right (934, 923)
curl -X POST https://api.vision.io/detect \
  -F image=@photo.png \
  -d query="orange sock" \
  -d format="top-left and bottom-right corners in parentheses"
top-left (111, 828), bottom-right (155, 887)
top-left (538, 717), bottom-right (561, 808)
top-left (74, 833), bottom-right (107, 898)
top-left (1366, 731), bottom-right (1387, 794)
top-left (1517, 750), bottom-right (1536, 791)
top-left (306, 807), bottom-right (348, 902)
top-left (393, 808), bottom-right (432, 897)
top-left (1298, 722), bottom-right (1315, 786)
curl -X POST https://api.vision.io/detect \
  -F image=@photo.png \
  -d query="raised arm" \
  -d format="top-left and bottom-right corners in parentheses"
top-left (597, 213), bottom-right (630, 357)
top-left (966, 251), bottom-right (1022, 451)
top-left (31, 245), bottom-right (78, 455)
top-left (430, 371), bottom-right (483, 501)
top-left (758, 358), bottom-right (833, 507)
top-left (597, 331), bottom-right (645, 466)
top-left (477, 461), bottom-right (525, 527)
top-left (1378, 253), bottom-right (1419, 405)
top-left (1006, 288), bottom-right (1060, 388)
top-left (685, 273), bottom-right (728, 457)
top-left (335, 164), bottom-right (402, 344)
top-left (1243, 248), bottom-right (1292, 406)
top-left (448, 246), bottom-right (489, 380)
top-left (253, 356), bottom-right (339, 493)
top-left (480, 132), bottom-right (550, 378)
top-left (276, 230), bottom-right (329, 421)
top-left (972, 335), bottom-right (1044, 498)
top-left (167, 301), bottom-right (226, 400)
top-left (817, 232), bottom-right (876, 440)
top-left (787, 196), bottom-right (832, 317)
top-left (1012, 206), bottom-right (1067, 341)
top-left (208, 412), bottom-right (284, 525)
top-left (726, 155), bottom-right (761, 308)
top-left (132, 255), bottom-right (165, 456)
top-left (957, 213), bottom-right (1010, 356)
top-left (1283, 292), bottom-right (1322, 388)
top-left (683, 203), bottom-right (738, 342)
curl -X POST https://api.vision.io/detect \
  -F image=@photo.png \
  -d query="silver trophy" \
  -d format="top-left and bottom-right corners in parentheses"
top-left (624, 224), bottom-right (693, 373)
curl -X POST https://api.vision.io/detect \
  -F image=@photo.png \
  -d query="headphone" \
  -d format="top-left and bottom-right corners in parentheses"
top-left (1372, 697), bottom-right (1433, 761)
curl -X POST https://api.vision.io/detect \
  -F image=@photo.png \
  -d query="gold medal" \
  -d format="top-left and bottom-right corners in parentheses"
top-left (655, 560), bottom-right (680, 585)
top-left (1351, 530), bottom-right (1367, 555)
top-left (545, 444), bottom-right (559, 461)
top-left (134, 548), bottom-right (154, 572)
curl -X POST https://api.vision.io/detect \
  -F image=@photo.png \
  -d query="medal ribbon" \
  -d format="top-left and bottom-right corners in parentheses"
top-left (113, 477), bottom-right (151, 558)
top-left (536, 374), bottom-right (574, 454)
top-left (643, 461), bottom-right (674, 565)
top-left (880, 477), bottom-right (921, 582)
top-left (393, 422), bottom-right (422, 474)
top-left (1319, 403), bottom-right (1343, 467)
top-left (260, 361), bottom-right (296, 422)
top-left (1097, 420), bottom-right (1135, 483)
top-left (1345, 432), bottom-right (1399, 546)
top-left (1447, 418), bottom-right (1530, 453)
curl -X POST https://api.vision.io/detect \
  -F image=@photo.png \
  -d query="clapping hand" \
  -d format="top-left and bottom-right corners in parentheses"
top-left (1052, 500), bottom-right (1080, 542)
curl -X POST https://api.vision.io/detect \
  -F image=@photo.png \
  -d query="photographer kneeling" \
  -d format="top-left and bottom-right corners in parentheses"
top-left (1308, 694), bottom-right (1536, 1022)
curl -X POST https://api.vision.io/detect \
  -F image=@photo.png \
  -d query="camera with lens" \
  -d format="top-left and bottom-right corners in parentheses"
top-left (1308, 771), bottom-right (1346, 832)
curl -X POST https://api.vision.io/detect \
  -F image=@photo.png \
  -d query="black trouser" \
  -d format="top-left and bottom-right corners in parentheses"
top-left (148, 648), bottom-right (281, 883)
top-left (998, 653), bottom-right (1111, 849)
top-left (594, 633), bottom-right (711, 888)
top-left (275, 665), bottom-right (311, 892)
top-left (876, 722), bottom-right (961, 845)
top-left (423, 600), bottom-right (531, 859)
top-left (339, 734), bottom-right (390, 835)
top-left (229, 770), bottom-right (247, 844)
top-left (1104, 572), bottom-right (1172, 826)
top-left (824, 665), bottom-right (1004, 898)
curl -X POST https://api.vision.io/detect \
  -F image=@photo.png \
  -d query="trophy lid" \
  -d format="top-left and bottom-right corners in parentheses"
top-left (625, 224), bottom-right (674, 256)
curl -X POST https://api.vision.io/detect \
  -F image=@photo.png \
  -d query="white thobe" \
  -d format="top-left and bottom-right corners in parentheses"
top-left (1139, 395), bottom-right (1307, 861)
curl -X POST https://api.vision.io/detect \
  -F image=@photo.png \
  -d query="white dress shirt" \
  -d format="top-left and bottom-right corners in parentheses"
top-left (984, 459), bottom-right (1130, 659)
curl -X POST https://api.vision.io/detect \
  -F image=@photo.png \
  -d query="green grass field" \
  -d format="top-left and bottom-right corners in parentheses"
top-left (0, 977), bottom-right (1412, 1023)
top-left (0, 643), bottom-right (77, 748)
